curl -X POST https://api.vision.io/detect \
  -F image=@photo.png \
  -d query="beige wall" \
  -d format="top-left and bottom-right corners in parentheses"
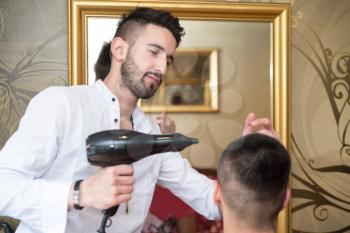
top-left (150, 20), bottom-right (270, 168)
top-left (0, 0), bottom-right (349, 232)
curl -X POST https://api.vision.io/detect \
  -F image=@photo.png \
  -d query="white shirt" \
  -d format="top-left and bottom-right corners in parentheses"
top-left (0, 80), bottom-right (220, 233)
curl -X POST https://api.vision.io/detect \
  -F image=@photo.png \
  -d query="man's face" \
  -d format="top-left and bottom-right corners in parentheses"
top-left (120, 24), bottom-right (177, 99)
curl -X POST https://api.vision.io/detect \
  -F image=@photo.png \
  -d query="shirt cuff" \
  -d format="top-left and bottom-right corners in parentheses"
top-left (41, 180), bottom-right (72, 233)
top-left (206, 180), bottom-right (222, 220)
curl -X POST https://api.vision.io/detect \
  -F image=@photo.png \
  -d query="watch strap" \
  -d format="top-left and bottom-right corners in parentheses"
top-left (73, 179), bottom-right (84, 210)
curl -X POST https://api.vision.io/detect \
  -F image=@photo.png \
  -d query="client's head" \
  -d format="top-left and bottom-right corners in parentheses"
top-left (216, 133), bottom-right (291, 232)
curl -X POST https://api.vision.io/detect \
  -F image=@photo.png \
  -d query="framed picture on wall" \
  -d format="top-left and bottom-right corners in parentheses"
top-left (140, 48), bottom-right (219, 112)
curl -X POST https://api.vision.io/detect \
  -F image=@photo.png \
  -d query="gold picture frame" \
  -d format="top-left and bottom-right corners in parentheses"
top-left (68, 1), bottom-right (290, 232)
top-left (141, 48), bottom-right (218, 112)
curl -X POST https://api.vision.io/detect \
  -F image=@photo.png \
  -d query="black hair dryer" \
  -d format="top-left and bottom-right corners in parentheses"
top-left (86, 129), bottom-right (198, 233)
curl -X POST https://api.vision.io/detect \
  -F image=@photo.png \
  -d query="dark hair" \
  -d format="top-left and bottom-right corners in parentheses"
top-left (217, 134), bottom-right (290, 229)
top-left (114, 7), bottom-right (184, 47)
top-left (95, 8), bottom-right (184, 81)
top-left (94, 41), bottom-right (111, 81)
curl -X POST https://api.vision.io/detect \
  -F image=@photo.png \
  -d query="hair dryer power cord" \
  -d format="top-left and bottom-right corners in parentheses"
top-left (96, 205), bottom-right (119, 233)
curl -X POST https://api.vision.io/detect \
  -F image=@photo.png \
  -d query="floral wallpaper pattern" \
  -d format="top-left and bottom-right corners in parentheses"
top-left (291, 0), bottom-right (350, 232)
top-left (0, 0), bottom-right (67, 148)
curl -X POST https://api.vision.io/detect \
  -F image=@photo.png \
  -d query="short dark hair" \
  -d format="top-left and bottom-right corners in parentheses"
top-left (217, 134), bottom-right (290, 229)
top-left (94, 41), bottom-right (111, 81)
top-left (114, 7), bottom-right (185, 47)
top-left (95, 8), bottom-right (184, 81)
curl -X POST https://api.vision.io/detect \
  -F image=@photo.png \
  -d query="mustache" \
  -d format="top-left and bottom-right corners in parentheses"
top-left (144, 71), bottom-right (163, 81)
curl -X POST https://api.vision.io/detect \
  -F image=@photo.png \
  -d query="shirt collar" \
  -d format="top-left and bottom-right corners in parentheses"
top-left (94, 79), bottom-right (119, 107)
top-left (93, 80), bottom-right (154, 133)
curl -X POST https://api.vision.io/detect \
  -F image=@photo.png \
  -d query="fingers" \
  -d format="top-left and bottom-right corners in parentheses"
top-left (162, 112), bottom-right (167, 127)
top-left (104, 165), bottom-right (134, 186)
top-left (113, 175), bottom-right (134, 185)
top-left (244, 112), bottom-right (256, 126)
top-left (161, 111), bottom-right (166, 119)
top-left (244, 113), bottom-right (271, 131)
top-left (250, 117), bottom-right (273, 130)
top-left (242, 113), bottom-right (280, 140)
top-left (154, 112), bottom-right (166, 121)
top-left (154, 118), bottom-right (161, 126)
top-left (104, 171), bottom-right (134, 208)
top-left (101, 191), bottom-right (133, 209)
top-left (106, 164), bottom-right (134, 176)
top-left (242, 112), bottom-right (256, 135)
top-left (81, 164), bottom-right (134, 209)
top-left (155, 112), bottom-right (176, 134)
top-left (112, 184), bottom-right (134, 195)
top-left (154, 112), bottom-right (165, 126)
top-left (112, 194), bottom-right (132, 206)
top-left (256, 129), bottom-right (274, 137)
top-left (258, 128), bottom-right (281, 141)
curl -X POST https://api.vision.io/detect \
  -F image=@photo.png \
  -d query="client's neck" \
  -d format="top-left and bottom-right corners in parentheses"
top-left (223, 210), bottom-right (275, 233)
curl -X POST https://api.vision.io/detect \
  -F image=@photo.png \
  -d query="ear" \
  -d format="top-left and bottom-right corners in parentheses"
top-left (282, 188), bottom-right (291, 209)
top-left (213, 180), bottom-right (222, 206)
top-left (110, 37), bottom-right (129, 61)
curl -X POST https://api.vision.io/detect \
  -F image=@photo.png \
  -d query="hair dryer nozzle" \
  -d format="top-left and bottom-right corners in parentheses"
top-left (86, 129), bottom-right (198, 167)
top-left (191, 138), bottom-right (199, 144)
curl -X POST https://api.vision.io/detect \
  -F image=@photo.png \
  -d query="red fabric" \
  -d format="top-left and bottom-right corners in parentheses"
top-left (194, 214), bottom-right (223, 233)
top-left (147, 174), bottom-right (223, 233)
top-left (150, 185), bottom-right (195, 221)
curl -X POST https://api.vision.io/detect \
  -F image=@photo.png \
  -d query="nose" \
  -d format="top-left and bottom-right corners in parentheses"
top-left (155, 55), bottom-right (167, 76)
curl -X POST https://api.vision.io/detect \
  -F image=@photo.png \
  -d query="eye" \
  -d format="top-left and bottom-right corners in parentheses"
top-left (149, 49), bottom-right (158, 55)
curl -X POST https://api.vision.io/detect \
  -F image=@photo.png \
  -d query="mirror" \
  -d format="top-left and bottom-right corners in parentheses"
top-left (87, 18), bottom-right (221, 112)
top-left (68, 1), bottom-right (290, 232)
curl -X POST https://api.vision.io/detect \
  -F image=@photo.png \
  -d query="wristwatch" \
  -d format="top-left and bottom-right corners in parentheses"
top-left (73, 179), bottom-right (84, 210)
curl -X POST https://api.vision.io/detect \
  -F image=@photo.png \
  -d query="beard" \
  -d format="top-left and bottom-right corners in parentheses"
top-left (121, 52), bottom-right (163, 99)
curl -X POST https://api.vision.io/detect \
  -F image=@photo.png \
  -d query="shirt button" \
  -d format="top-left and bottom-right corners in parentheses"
top-left (112, 97), bottom-right (115, 102)
top-left (114, 118), bottom-right (118, 123)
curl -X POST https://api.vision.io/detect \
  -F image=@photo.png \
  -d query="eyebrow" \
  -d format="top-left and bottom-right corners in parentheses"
top-left (147, 43), bottom-right (174, 63)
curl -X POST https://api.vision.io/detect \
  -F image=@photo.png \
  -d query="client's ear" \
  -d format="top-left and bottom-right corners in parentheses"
top-left (214, 180), bottom-right (222, 206)
top-left (111, 37), bottom-right (129, 61)
top-left (282, 188), bottom-right (291, 209)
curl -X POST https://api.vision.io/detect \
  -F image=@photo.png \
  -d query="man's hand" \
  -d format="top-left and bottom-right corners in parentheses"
top-left (242, 112), bottom-right (280, 140)
top-left (155, 112), bottom-right (176, 134)
top-left (69, 165), bottom-right (134, 210)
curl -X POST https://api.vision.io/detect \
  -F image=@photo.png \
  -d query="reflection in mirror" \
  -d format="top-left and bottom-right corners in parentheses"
top-left (87, 17), bottom-right (270, 162)
top-left (88, 19), bottom-right (270, 113)
top-left (142, 48), bottom-right (219, 112)
top-left (87, 18), bottom-right (270, 171)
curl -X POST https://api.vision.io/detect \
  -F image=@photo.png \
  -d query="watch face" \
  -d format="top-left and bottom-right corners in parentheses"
top-left (73, 190), bottom-right (80, 205)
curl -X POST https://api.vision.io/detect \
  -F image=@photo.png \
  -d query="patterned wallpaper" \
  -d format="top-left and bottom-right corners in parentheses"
top-left (0, 0), bottom-right (349, 233)
top-left (291, 0), bottom-right (350, 232)
top-left (0, 0), bottom-right (67, 147)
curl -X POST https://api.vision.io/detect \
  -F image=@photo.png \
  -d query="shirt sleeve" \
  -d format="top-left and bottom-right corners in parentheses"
top-left (0, 87), bottom-right (72, 233)
top-left (156, 152), bottom-right (221, 220)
